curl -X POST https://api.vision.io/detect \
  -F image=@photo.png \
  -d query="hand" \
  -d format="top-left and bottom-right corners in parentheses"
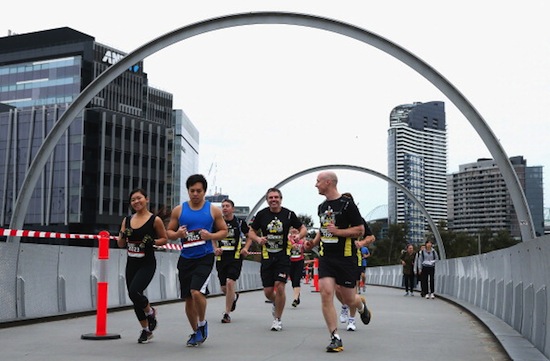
top-left (199, 229), bottom-right (209, 240)
top-left (240, 248), bottom-right (249, 257)
top-left (326, 223), bottom-right (337, 235)
top-left (179, 225), bottom-right (188, 238)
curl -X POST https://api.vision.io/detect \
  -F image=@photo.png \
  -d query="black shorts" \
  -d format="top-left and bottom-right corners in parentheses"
top-left (357, 265), bottom-right (367, 280)
top-left (318, 256), bottom-right (357, 288)
top-left (216, 258), bottom-right (243, 286)
top-left (289, 259), bottom-right (305, 288)
top-left (260, 252), bottom-right (290, 288)
top-left (177, 253), bottom-right (215, 298)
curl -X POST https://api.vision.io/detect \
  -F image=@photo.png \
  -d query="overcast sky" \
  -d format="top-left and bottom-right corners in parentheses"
top-left (3, 1), bottom-right (550, 225)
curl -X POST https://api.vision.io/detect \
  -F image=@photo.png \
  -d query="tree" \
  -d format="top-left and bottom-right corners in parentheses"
top-left (368, 223), bottom-right (407, 266)
top-left (427, 221), bottom-right (521, 258)
top-left (297, 213), bottom-right (314, 228)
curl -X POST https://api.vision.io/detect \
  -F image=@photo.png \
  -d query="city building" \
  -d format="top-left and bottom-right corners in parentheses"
top-left (544, 207), bottom-right (550, 235)
top-left (169, 109), bottom-right (199, 206)
top-left (387, 101), bottom-right (447, 245)
top-left (206, 193), bottom-right (250, 220)
top-left (0, 27), bottom-right (191, 240)
top-left (448, 156), bottom-right (544, 238)
top-left (365, 204), bottom-right (389, 240)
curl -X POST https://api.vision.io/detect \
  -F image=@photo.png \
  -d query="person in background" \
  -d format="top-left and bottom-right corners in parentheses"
top-left (337, 193), bottom-right (375, 332)
top-left (400, 243), bottom-right (416, 296)
top-left (414, 244), bottom-right (426, 297)
top-left (217, 198), bottom-right (251, 323)
top-left (288, 227), bottom-right (305, 307)
top-left (118, 188), bottom-right (168, 344)
top-left (416, 240), bottom-right (439, 299)
top-left (358, 243), bottom-right (370, 294)
top-left (166, 174), bottom-right (228, 347)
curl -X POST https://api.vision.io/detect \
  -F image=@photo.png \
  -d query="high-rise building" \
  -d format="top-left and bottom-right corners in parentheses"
top-left (169, 109), bottom-right (199, 206)
top-left (448, 156), bottom-right (544, 238)
top-left (0, 27), bottom-right (191, 239)
top-left (387, 101), bottom-right (447, 245)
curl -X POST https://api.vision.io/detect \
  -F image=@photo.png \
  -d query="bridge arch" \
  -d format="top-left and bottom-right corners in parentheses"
top-left (246, 164), bottom-right (446, 259)
top-left (9, 11), bottom-right (534, 242)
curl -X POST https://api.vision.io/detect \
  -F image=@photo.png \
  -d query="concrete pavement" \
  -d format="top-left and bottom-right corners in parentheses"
top-left (0, 285), bottom-right (510, 361)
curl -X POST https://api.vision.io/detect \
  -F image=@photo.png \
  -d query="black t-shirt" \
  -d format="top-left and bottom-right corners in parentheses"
top-left (218, 216), bottom-right (249, 261)
top-left (352, 218), bottom-right (373, 265)
top-left (251, 207), bottom-right (303, 260)
top-left (317, 196), bottom-right (363, 258)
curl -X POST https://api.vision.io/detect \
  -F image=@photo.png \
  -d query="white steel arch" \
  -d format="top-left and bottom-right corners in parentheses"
top-left (9, 11), bottom-right (535, 242)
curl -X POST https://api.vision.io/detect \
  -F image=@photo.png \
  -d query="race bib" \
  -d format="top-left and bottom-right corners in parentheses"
top-left (320, 227), bottom-right (338, 244)
top-left (127, 241), bottom-right (145, 258)
top-left (182, 229), bottom-right (206, 248)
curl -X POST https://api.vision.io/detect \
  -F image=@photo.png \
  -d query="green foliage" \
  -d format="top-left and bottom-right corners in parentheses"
top-left (426, 221), bottom-right (521, 259)
top-left (297, 213), bottom-right (314, 228)
top-left (368, 223), bottom-right (407, 266)
top-left (368, 219), bottom-right (522, 266)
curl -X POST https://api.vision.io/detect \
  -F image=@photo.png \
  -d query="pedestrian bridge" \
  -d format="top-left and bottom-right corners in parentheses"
top-left (0, 283), bottom-right (511, 360)
top-left (1, 234), bottom-right (549, 360)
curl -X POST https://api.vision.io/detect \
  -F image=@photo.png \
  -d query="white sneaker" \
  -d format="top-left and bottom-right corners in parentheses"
top-left (346, 318), bottom-right (356, 331)
top-left (271, 319), bottom-right (282, 331)
top-left (425, 294), bottom-right (430, 299)
top-left (339, 306), bottom-right (349, 323)
top-left (430, 293), bottom-right (435, 299)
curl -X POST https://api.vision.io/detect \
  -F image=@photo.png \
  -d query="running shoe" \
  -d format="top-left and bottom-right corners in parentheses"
top-left (147, 307), bottom-right (157, 332)
top-left (231, 293), bottom-right (240, 312)
top-left (346, 318), bottom-right (356, 331)
top-left (339, 305), bottom-right (349, 323)
top-left (221, 313), bottom-right (231, 323)
top-left (186, 333), bottom-right (198, 347)
top-left (430, 293), bottom-right (435, 299)
top-left (358, 297), bottom-right (371, 325)
top-left (137, 329), bottom-right (153, 344)
top-left (270, 319), bottom-right (282, 331)
top-left (196, 321), bottom-right (208, 344)
top-left (292, 297), bottom-right (300, 307)
top-left (326, 335), bottom-right (343, 352)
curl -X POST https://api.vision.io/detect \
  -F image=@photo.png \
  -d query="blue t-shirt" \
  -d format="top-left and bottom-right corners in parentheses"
top-left (361, 246), bottom-right (369, 267)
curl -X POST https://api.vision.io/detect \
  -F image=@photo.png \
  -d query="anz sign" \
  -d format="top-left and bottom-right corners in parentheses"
top-left (102, 50), bottom-right (140, 73)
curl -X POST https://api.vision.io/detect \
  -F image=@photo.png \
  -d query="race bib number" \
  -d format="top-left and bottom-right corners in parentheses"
top-left (127, 241), bottom-right (145, 258)
top-left (266, 234), bottom-right (283, 253)
top-left (320, 227), bottom-right (338, 244)
top-left (220, 239), bottom-right (236, 251)
top-left (182, 229), bottom-right (206, 248)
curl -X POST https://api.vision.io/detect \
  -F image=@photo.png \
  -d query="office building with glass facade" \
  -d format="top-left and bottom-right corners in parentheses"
top-left (0, 27), bottom-right (179, 240)
top-left (169, 109), bottom-right (199, 207)
top-left (387, 101), bottom-right (447, 245)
